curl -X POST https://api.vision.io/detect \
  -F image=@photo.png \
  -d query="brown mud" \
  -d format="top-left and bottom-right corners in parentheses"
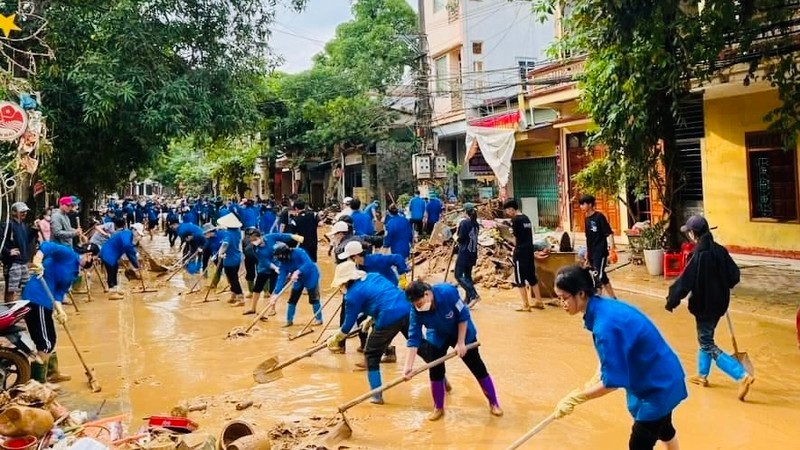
top-left (51, 235), bottom-right (799, 449)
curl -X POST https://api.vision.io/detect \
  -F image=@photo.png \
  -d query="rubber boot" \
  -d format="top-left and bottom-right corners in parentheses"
top-left (283, 303), bottom-right (297, 327)
top-left (689, 350), bottom-right (712, 387)
top-left (478, 375), bottom-right (503, 416)
top-left (47, 353), bottom-right (72, 383)
top-left (381, 346), bottom-right (397, 363)
top-left (311, 301), bottom-right (323, 325)
top-left (31, 362), bottom-right (47, 384)
top-left (427, 380), bottom-right (445, 421)
top-left (367, 370), bottom-right (384, 404)
top-left (715, 353), bottom-right (746, 381)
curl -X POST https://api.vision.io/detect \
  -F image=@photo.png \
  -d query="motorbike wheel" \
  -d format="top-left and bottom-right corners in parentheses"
top-left (0, 348), bottom-right (31, 390)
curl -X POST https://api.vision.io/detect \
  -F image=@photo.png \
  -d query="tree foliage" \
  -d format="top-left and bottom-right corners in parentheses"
top-left (35, 0), bottom-right (305, 206)
top-left (533, 0), bottom-right (800, 242)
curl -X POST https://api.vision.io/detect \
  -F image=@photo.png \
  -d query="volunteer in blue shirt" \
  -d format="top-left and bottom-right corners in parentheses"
top-left (239, 199), bottom-right (259, 229)
top-left (408, 191), bottom-right (425, 237)
top-left (403, 281), bottom-right (502, 421)
top-left (551, 265), bottom-right (686, 450)
top-left (244, 230), bottom-right (304, 315)
top-left (24, 242), bottom-right (98, 386)
top-left (99, 218), bottom-right (142, 300)
top-left (175, 221), bottom-right (206, 259)
top-left (217, 213), bottom-right (245, 306)
top-left (424, 193), bottom-right (443, 236)
top-left (328, 261), bottom-right (435, 405)
top-left (382, 204), bottom-right (413, 258)
top-left (350, 198), bottom-right (374, 236)
top-left (259, 206), bottom-right (279, 234)
top-left (266, 242), bottom-right (322, 327)
top-left (338, 240), bottom-right (408, 287)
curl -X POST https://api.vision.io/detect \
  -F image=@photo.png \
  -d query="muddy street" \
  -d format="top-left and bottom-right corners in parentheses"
top-left (51, 236), bottom-right (800, 449)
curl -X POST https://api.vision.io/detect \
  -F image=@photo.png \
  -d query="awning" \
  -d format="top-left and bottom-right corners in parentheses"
top-left (465, 126), bottom-right (516, 187)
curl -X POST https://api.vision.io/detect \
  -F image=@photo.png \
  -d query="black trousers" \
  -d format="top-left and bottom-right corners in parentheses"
top-left (428, 336), bottom-right (487, 382)
top-left (629, 412), bottom-right (676, 450)
top-left (223, 266), bottom-right (243, 295)
top-left (364, 316), bottom-right (433, 371)
top-left (244, 254), bottom-right (257, 285)
top-left (253, 271), bottom-right (278, 294)
top-left (104, 261), bottom-right (119, 289)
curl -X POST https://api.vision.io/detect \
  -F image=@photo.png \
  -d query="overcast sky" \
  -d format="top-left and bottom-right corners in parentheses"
top-left (270, 0), bottom-right (418, 73)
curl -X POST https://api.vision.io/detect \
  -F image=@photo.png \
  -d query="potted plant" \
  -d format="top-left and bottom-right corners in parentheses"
top-left (640, 219), bottom-right (668, 276)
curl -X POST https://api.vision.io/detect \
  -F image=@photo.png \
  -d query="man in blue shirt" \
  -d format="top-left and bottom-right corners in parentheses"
top-left (267, 242), bottom-right (322, 327)
top-left (350, 198), bottom-right (374, 236)
top-left (382, 204), bottom-right (413, 259)
top-left (2, 202), bottom-right (34, 302)
top-left (99, 218), bottom-right (141, 300)
top-left (338, 240), bottom-right (408, 287)
top-left (408, 191), bottom-right (425, 237)
top-left (424, 193), bottom-right (443, 236)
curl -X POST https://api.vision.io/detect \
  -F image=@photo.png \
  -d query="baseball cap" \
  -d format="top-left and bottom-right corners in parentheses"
top-left (326, 221), bottom-right (349, 237)
top-left (11, 202), bottom-right (29, 213)
top-left (330, 260), bottom-right (367, 288)
top-left (58, 196), bottom-right (74, 207)
top-left (343, 196), bottom-right (353, 205)
top-left (71, 196), bottom-right (81, 205)
top-left (78, 243), bottom-right (101, 256)
top-left (680, 215), bottom-right (709, 233)
top-left (463, 202), bottom-right (476, 212)
top-left (131, 223), bottom-right (145, 236)
top-left (337, 240), bottom-right (365, 260)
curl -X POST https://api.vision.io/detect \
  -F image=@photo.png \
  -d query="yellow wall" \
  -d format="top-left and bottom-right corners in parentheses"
top-left (513, 142), bottom-right (556, 160)
top-left (703, 89), bottom-right (800, 256)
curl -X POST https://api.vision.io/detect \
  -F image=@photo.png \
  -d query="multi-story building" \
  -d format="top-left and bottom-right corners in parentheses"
top-left (423, 0), bottom-right (554, 199)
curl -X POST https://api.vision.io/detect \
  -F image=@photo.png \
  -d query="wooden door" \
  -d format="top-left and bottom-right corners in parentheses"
top-left (566, 143), bottom-right (622, 235)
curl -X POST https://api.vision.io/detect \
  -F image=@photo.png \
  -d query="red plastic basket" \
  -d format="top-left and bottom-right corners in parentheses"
top-left (145, 416), bottom-right (198, 433)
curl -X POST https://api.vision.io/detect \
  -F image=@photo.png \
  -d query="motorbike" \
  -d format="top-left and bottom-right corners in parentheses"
top-left (0, 300), bottom-right (36, 390)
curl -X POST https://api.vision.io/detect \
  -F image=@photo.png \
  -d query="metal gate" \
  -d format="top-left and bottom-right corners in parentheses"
top-left (512, 157), bottom-right (559, 228)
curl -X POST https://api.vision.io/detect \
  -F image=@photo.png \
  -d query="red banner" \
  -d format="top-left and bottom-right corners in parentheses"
top-left (468, 111), bottom-right (520, 128)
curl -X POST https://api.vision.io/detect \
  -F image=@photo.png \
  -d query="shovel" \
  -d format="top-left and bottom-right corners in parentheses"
top-left (135, 270), bottom-right (158, 294)
top-left (725, 312), bottom-right (754, 376)
top-left (183, 243), bottom-right (228, 296)
top-left (289, 287), bottom-right (340, 341)
top-left (253, 330), bottom-right (360, 384)
top-left (326, 341), bottom-right (480, 445)
top-left (442, 241), bottom-right (457, 283)
top-left (504, 413), bottom-right (557, 450)
top-left (39, 276), bottom-right (102, 393)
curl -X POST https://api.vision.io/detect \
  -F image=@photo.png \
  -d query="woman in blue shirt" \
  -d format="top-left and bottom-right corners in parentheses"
top-left (218, 213), bottom-right (244, 306)
top-left (552, 265), bottom-right (686, 450)
top-left (403, 281), bottom-right (502, 421)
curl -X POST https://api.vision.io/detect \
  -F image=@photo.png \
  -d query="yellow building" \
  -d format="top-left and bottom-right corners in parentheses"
top-left (700, 74), bottom-right (800, 258)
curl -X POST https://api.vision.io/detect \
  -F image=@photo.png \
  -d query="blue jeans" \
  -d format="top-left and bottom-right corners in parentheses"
top-left (696, 316), bottom-right (723, 358)
top-left (455, 263), bottom-right (479, 301)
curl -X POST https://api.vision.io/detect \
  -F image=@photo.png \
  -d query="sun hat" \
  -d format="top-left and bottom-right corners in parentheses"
top-left (217, 213), bottom-right (243, 229)
top-left (330, 260), bottom-right (367, 288)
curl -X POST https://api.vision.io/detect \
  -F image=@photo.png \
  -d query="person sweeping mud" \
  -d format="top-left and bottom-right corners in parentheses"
top-left (666, 215), bottom-right (755, 400)
top-left (327, 261), bottom-right (434, 404)
top-left (403, 280), bottom-right (502, 421)
top-left (266, 242), bottom-right (322, 327)
top-left (23, 242), bottom-right (98, 387)
top-left (502, 199), bottom-right (546, 311)
top-left (217, 213), bottom-right (245, 306)
top-left (99, 218), bottom-right (142, 300)
top-left (552, 264), bottom-right (686, 450)
top-left (244, 230), bottom-right (304, 316)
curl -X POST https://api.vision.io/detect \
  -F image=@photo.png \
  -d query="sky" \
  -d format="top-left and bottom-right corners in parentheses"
top-left (270, 0), bottom-right (417, 73)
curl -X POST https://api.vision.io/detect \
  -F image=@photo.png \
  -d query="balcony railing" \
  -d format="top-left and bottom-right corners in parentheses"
top-left (526, 56), bottom-right (586, 97)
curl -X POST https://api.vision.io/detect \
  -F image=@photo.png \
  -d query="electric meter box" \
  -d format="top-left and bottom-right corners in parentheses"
top-left (433, 156), bottom-right (448, 178)
top-left (413, 154), bottom-right (432, 179)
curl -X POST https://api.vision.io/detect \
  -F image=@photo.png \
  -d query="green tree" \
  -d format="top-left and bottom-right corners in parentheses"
top-left (35, 0), bottom-right (305, 213)
top-left (533, 0), bottom-right (799, 244)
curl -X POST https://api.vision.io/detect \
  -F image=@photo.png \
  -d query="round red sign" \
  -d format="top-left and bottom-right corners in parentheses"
top-left (0, 101), bottom-right (27, 141)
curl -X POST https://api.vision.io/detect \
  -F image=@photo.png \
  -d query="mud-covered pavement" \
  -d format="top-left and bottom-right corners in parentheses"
top-left (52, 236), bottom-right (800, 449)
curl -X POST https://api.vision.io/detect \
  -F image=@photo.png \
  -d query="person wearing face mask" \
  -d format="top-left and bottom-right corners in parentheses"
top-left (327, 261), bottom-right (436, 405)
top-left (666, 215), bottom-right (755, 399)
top-left (552, 264), bottom-right (686, 450)
top-left (34, 209), bottom-right (52, 244)
top-left (403, 280), bottom-right (502, 421)
top-left (266, 242), bottom-right (322, 327)
top-left (244, 230), bottom-right (304, 316)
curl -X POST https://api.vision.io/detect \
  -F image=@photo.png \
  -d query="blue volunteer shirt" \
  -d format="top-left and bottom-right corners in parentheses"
top-left (407, 283), bottom-right (476, 349)
top-left (351, 210), bottom-right (374, 236)
top-left (275, 247), bottom-right (319, 291)
top-left (253, 233), bottom-right (295, 274)
top-left (584, 296), bottom-right (687, 421)
top-left (177, 223), bottom-right (206, 247)
top-left (259, 210), bottom-right (278, 233)
top-left (426, 197), bottom-right (443, 224)
top-left (409, 196), bottom-right (425, 221)
top-left (239, 205), bottom-right (259, 229)
top-left (221, 228), bottom-right (243, 267)
top-left (340, 273), bottom-right (410, 332)
top-left (99, 229), bottom-right (140, 268)
top-left (21, 242), bottom-right (80, 307)
top-left (382, 214), bottom-right (412, 258)
top-left (362, 253), bottom-right (407, 286)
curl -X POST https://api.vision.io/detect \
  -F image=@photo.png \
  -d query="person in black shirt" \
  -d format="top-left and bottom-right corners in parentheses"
top-left (503, 199), bottom-right (545, 311)
top-left (286, 199), bottom-right (320, 262)
top-left (579, 195), bottom-right (617, 299)
top-left (455, 203), bottom-right (480, 308)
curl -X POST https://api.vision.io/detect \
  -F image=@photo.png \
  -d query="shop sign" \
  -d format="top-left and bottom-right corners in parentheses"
top-left (344, 153), bottom-right (363, 166)
top-left (468, 152), bottom-right (493, 176)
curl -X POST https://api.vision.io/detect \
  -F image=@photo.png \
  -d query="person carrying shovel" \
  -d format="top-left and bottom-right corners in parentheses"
top-left (22, 242), bottom-right (98, 388)
top-left (550, 264), bottom-right (686, 450)
top-left (665, 215), bottom-right (755, 400)
top-left (99, 218), bottom-right (143, 300)
top-left (403, 280), bottom-right (502, 421)
top-left (265, 242), bottom-right (322, 327)
top-left (244, 230), bottom-right (304, 316)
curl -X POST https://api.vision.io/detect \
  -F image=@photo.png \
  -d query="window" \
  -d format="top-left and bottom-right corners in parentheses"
top-left (472, 41), bottom-right (483, 54)
top-left (746, 131), bottom-right (799, 221)
top-left (473, 61), bottom-right (484, 92)
top-left (433, 0), bottom-right (444, 13)
top-left (434, 55), bottom-right (448, 94)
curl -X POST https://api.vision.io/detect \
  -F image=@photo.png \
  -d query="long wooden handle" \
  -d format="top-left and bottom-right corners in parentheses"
top-left (504, 413), bottom-right (557, 450)
top-left (38, 277), bottom-right (94, 375)
top-left (313, 300), bottom-right (343, 343)
top-left (724, 312), bottom-right (740, 354)
top-left (243, 281), bottom-right (292, 334)
top-left (270, 330), bottom-right (360, 374)
top-left (338, 341), bottom-right (481, 413)
top-left (295, 288), bottom-right (340, 337)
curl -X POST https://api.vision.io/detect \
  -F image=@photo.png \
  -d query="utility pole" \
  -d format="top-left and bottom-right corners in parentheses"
top-left (415, 0), bottom-right (434, 156)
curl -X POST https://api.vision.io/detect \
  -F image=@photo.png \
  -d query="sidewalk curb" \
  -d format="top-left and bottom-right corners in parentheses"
top-left (614, 283), bottom-right (795, 326)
